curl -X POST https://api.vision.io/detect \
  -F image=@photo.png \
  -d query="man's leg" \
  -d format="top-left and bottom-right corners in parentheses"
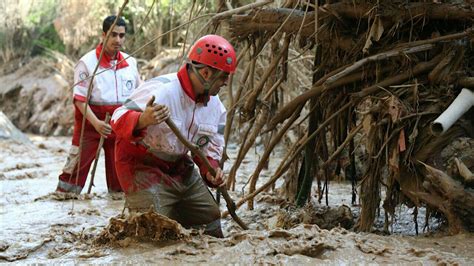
top-left (177, 169), bottom-right (224, 238)
top-left (124, 168), bottom-right (222, 236)
top-left (125, 186), bottom-right (160, 213)
top-left (125, 173), bottom-right (182, 222)
top-left (57, 133), bottom-right (99, 194)
top-left (103, 136), bottom-right (122, 192)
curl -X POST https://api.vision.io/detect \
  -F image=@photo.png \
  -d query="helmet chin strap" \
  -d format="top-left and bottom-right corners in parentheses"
top-left (190, 64), bottom-right (223, 106)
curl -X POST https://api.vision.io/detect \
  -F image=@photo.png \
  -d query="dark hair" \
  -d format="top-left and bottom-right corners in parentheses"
top-left (102, 15), bottom-right (127, 33)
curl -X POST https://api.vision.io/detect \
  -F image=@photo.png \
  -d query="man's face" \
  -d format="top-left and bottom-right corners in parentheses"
top-left (207, 70), bottom-right (230, 96)
top-left (102, 25), bottom-right (126, 57)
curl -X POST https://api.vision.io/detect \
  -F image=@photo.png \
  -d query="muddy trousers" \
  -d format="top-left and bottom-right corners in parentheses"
top-left (56, 124), bottom-right (121, 194)
top-left (125, 169), bottom-right (223, 238)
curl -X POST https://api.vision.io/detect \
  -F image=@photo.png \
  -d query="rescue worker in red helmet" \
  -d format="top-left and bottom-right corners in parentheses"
top-left (111, 35), bottom-right (236, 237)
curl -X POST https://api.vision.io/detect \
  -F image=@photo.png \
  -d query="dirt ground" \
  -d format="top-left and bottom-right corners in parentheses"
top-left (1, 134), bottom-right (474, 264)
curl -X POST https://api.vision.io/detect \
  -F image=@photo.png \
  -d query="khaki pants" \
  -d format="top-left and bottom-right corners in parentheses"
top-left (125, 168), bottom-right (222, 237)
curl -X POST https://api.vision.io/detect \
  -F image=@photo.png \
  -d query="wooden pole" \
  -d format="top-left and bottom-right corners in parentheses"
top-left (164, 118), bottom-right (249, 230)
top-left (87, 113), bottom-right (111, 194)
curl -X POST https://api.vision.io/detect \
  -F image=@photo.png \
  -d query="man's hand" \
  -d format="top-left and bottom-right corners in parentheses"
top-left (137, 96), bottom-right (170, 129)
top-left (93, 120), bottom-right (112, 138)
top-left (206, 167), bottom-right (226, 187)
top-left (74, 100), bottom-right (112, 138)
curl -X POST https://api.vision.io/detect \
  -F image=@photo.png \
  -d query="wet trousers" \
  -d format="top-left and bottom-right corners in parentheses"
top-left (56, 107), bottom-right (122, 194)
top-left (125, 168), bottom-right (223, 237)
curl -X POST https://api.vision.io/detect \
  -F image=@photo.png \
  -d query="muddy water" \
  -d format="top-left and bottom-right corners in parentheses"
top-left (1, 135), bottom-right (473, 263)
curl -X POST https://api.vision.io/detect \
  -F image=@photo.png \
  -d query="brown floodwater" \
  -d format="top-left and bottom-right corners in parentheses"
top-left (1, 135), bottom-right (473, 264)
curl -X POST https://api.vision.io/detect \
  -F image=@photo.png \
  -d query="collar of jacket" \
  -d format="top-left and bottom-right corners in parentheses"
top-left (177, 65), bottom-right (209, 104)
top-left (95, 43), bottom-right (129, 70)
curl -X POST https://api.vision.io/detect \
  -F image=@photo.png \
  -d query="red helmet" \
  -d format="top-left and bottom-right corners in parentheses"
top-left (188, 35), bottom-right (236, 73)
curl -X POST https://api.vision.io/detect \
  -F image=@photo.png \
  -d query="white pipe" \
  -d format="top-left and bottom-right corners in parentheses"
top-left (431, 88), bottom-right (474, 136)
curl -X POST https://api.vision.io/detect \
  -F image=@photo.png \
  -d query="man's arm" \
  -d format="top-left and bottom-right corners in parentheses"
top-left (111, 80), bottom-right (167, 140)
top-left (72, 61), bottom-right (111, 137)
top-left (193, 155), bottom-right (225, 187)
top-left (193, 104), bottom-right (227, 187)
top-left (74, 100), bottom-right (111, 138)
top-left (110, 95), bottom-right (169, 141)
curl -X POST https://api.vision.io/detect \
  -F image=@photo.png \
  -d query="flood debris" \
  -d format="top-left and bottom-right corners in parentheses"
top-left (275, 202), bottom-right (354, 230)
top-left (95, 209), bottom-right (190, 246)
top-left (225, 224), bottom-right (338, 259)
top-left (0, 238), bottom-right (51, 262)
top-left (444, 138), bottom-right (474, 187)
top-left (33, 191), bottom-right (124, 202)
top-left (216, 0), bottom-right (474, 234)
top-left (355, 237), bottom-right (392, 256)
top-left (267, 228), bottom-right (335, 258)
top-left (418, 162), bottom-right (474, 233)
top-left (34, 192), bottom-right (90, 201)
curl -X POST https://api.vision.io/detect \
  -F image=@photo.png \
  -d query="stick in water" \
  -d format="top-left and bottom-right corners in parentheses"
top-left (164, 117), bottom-right (249, 230)
top-left (144, 96), bottom-right (248, 229)
top-left (87, 112), bottom-right (111, 194)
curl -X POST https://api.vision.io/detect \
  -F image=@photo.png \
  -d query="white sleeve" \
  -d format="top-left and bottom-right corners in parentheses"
top-left (111, 80), bottom-right (161, 123)
top-left (72, 61), bottom-right (90, 100)
top-left (204, 102), bottom-right (226, 160)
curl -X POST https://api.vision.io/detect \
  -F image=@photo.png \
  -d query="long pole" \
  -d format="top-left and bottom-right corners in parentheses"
top-left (87, 113), bottom-right (111, 194)
top-left (164, 118), bottom-right (249, 230)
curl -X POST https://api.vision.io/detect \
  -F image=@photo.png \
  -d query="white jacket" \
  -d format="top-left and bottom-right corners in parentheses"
top-left (112, 72), bottom-right (226, 161)
top-left (73, 49), bottom-right (140, 105)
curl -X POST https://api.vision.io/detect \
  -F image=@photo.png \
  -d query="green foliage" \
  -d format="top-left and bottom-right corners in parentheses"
top-left (31, 24), bottom-right (65, 56)
top-left (0, 24), bottom-right (31, 63)
top-left (0, 0), bottom-right (65, 62)
top-left (26, 0), bottom-right (65, 55)
top-left (1, 0), bottom-right (229, 63)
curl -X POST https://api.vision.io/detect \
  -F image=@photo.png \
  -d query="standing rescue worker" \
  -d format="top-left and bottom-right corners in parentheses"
top-left (56, 15), bottom-right (141, 194)
top-left (111, 35), bottom-right (236, 237)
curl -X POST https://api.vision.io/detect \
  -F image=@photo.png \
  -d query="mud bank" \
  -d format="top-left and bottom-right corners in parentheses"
top-left (0, 56), bottom-right (74, 136)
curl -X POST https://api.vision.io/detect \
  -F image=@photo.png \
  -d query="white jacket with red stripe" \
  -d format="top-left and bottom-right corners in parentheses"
top-left (112, 71), bottom-right (226, 163)
top-left (73, 49), bottom-right (141, 105)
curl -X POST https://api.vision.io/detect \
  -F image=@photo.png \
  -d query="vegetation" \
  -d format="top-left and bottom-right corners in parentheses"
top-left (0, 0), bottom-right (229, 63)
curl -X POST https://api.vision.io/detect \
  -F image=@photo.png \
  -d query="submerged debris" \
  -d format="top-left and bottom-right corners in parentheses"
top-left (355, 237), bottom-right (392, 256)
top-left (226, 224), bottom-right (338, 260)
top-left (275, 202), bottom-right (354, 230)
top-left (34, 192), bottom-right (84, 201)
top-left (0, 238), bottom-right (51, 262)
top-left (95, 210), bottom-right (190, 246)
top-left (33, 191), bottom-right (124, 202)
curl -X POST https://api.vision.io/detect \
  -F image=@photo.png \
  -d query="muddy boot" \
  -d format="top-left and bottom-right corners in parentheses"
top-left (203, 219), bottom-right (224, 238)
top-left (205, 226), bottom-right (224, 238)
